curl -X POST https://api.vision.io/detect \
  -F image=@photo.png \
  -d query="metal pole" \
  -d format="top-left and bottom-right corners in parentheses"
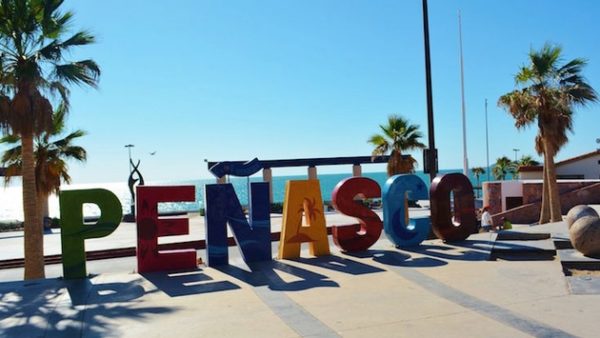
top-left (513, 148), bottom-right (520, 162)
top-left (485, 99), bottom-right (490, 181)
top-left (458, 10), bottom-right (468, 176)
top-left (422, 0), bottom-right (437, 182)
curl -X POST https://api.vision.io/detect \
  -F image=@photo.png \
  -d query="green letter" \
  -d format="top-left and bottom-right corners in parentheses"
top-left (60, 189), bottom-right (122, 279)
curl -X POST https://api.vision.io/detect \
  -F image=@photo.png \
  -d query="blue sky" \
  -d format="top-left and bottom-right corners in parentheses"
top-left (26, 0), bottom-right (600, 183)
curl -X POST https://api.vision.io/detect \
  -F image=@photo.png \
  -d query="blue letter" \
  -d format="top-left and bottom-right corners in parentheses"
top-left (382, 174), bottom-right (430, 247)
top-left (204, 182), bottom-right (271, 266)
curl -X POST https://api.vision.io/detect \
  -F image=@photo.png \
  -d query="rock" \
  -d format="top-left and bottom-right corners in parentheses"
top-left (565, 205), bottom-right (599, 229)
top-left (570, 216), bottom-right (600, 257)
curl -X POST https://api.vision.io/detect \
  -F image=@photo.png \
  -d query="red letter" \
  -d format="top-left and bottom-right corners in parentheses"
top-left (430, 173), bottom-right (477, 241)
top-left (331, 177), bottom-right (382, 252)
top-left (137, 186), bottom-right (197, 273)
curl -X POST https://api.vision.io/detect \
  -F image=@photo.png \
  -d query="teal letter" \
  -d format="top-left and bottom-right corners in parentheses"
top-left (382, 174), bottom-right (430, 247)
top-left (60, 189), bottom-right (122, 279)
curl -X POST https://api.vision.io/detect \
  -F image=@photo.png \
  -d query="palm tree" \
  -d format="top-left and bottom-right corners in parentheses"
top-left (369, 115), bottom-right (426, 176)
top-left (471, 166), bottom-right (485, 198)
top-left (493, 156), bottom-right (514, 181)
top-left (498, 44), bottom-right (596, 224)
top-left (0, 1), bottom-right (100, 279)
top-left (471, 166), bottom-right (485, 187)
top-left (1, 103), bottom-right (87, 223)
top-left (517, 155), bottom-right (540, 167)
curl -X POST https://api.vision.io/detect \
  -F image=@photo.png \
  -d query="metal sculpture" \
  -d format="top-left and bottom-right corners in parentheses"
top-left (382, 174), bottom-right (431, 247)
top-left (331, 177), bottom-right (383, 252)
top-left (60, 189), bottom-right (122, 279)
top-left (128, 159), bottom-right (145, 216)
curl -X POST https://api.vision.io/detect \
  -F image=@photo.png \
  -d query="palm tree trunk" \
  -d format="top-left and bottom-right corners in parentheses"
top-left (22, 133), bottom-right (44, 279)
top-left (38, 191), bottom-right (49, 228)
top-left (539, 153), bottom-right (550, 224)
top-left (544, 141), bottom-right (562, 222)
top-left (387, 151), bottom-right (402, 176)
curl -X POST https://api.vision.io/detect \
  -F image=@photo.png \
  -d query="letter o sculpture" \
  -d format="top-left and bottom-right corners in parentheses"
top-left (430, 173), bottom-right (477, 242)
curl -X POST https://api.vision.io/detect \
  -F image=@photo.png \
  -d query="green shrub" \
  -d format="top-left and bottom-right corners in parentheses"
top-left (0, 220), bottom-right (24, 232)
top-left (270, 202), bottom-right (284, 213)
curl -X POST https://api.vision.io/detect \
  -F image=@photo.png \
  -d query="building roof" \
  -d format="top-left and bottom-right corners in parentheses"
top-left (556, 149), bottom-right (600, 166)
top-left (517, 150), bottom-right (600, 172)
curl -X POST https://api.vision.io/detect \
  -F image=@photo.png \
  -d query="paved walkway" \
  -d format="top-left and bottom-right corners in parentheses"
top-left (2, 220), bottom-right (600, 337)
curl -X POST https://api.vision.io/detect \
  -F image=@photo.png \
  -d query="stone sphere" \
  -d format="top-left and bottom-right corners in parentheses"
top-left (565, 205), bottom-right (599, 229)
top-left (570, 216), bottom-right (600, 257)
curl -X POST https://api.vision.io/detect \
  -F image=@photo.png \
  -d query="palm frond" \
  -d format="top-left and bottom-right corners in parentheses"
top-left (39, 31), bottom-right (95, 61)
top-left (54, 59), bottom-right (101, 87)
top-left (368, 115), bottom-right (425, 171)
top-left (368, 134), bottom-right (389, 160)
top-left (0, 134), bottom-right (20, 145)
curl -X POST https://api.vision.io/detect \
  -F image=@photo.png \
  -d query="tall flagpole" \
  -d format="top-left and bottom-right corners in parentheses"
top-left (485, 99), bottom-right (490, 181)
top-left (458, 10), bottom-right (468, 176)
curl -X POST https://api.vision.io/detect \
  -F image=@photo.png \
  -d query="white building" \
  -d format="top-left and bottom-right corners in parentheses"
top-left (518, 150), bottom-right (600, 180)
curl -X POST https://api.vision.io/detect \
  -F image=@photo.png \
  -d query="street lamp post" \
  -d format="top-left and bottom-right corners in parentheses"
top-left (422, 0), bottom-right (438, 182)
top-left (513, 148), bottom-right (520, 162)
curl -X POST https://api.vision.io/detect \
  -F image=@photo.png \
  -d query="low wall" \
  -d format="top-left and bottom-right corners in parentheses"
top-left (491, 182), bottom-right (600, 225)
top-left (522, 181), bottom-right (595, 204)
top-left (482, 182), bottom-right (503, 214)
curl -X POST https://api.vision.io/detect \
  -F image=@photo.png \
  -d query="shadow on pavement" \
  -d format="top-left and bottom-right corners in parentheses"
top-left (142, 268), bottom-right (240, 297)
top-left (401, 243), bottom-right (490, 262)
top-left (0, 277), bottom-right (178, 337)
top-left (291, 255), bottom-right (385, 275)
top-left (66, 277), bottom-right (147, 305)
top-left (346, 249), bottom-right (448, 268)
top-left (216, 260), bottom-right (339, 291)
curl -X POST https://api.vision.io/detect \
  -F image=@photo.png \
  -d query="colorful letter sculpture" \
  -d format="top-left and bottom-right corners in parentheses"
top-left (204, 182), bottom-right (271, 266)
top-left (382, 174), bottom-right (431, 247)
top-left (278, 180), bottom-right (330, 259)
top-left (430, 173), bottom-right (477, 241)
top-left (136, 186), bottom-right (197, 273)
top-left (60, 189), bottom-right (123, 279)
top-left (331, 177), bottom-right (382, 252)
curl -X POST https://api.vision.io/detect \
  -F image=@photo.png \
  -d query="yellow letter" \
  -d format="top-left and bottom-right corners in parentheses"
top-left (278, 180), bottom-right (330, 259)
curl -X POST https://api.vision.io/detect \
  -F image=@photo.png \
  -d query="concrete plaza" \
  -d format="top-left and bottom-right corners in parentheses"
top-left (1, 209), bottom-right (600, 337)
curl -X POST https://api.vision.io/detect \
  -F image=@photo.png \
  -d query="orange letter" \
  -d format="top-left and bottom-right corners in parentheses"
top-left (278, 180), bottom-right (330, 259)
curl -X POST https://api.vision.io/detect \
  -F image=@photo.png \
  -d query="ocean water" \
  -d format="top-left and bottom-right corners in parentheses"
top-left (0, 169), bottom-right (493, 220)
